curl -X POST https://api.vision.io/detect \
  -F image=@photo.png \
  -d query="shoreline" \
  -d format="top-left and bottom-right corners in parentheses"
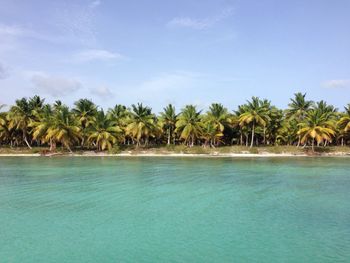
top-left (0, 152), bottom-right (350, 157)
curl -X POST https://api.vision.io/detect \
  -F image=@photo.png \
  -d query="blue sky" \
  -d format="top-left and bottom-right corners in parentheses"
top-left (0, 0), bottom-right (349, 112)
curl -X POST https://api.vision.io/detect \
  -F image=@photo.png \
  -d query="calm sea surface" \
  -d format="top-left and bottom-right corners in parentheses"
top-left (0, 157), bottom-right (349, 262)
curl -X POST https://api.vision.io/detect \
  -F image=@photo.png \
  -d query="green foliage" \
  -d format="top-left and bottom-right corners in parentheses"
top-left (125, 103), bottom-right (158, 147)
top-left (0, 94), bottom-right (349, 152)
top-left (175, 105), bottom-right (203, 146)
top-left (108, 145), bottom-right (121, 154)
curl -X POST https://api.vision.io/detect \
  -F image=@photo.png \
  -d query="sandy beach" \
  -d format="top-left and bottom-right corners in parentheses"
top-left (1, 151), bottom-right (349, 157)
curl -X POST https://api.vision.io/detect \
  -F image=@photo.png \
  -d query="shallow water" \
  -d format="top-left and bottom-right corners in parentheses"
top-left (0, 157), bottom-right (349, 262)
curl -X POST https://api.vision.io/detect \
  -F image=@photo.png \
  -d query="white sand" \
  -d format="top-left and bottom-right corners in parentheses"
top-left (1, 152), bottom-right (349, 157)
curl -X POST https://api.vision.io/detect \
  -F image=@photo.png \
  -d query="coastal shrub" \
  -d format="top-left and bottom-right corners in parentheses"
top-left (109, 145), bottom-right (121, 154)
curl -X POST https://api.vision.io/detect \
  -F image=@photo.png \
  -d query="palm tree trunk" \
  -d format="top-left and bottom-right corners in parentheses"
top-left (250, 122), bottom-right (255, 148)
top-left (296, 135), bottom-right (301, 147)
top-left (240, 130), bottom-right (243, 146)
top-left (66, 144), bottom-right (73, 153)
top-left (341, 137), bottom-right (344, 146)
top-left (311, 138), bottom-right (315, 152)
top-left (49, 138), bottom-right (54, 151)
top-left (167, 128), bottom-right (171, 145)
top-left (23, 133), bottom-right (32, 149)
top-left (263, 127), bottom-right (266, 145)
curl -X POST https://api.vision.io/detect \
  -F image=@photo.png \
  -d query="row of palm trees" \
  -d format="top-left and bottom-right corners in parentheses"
top-left (0, 93), bottom-right (349, 152)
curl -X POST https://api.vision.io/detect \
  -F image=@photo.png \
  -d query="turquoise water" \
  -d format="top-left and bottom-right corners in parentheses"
top-left (0, 157), bottom-right (350, 263)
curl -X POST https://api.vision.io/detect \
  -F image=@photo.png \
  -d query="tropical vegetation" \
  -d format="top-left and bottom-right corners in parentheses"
top-left (0, 93), bottom-right (349, 152)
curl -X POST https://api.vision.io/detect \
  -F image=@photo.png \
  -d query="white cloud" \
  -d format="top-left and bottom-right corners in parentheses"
top-left (90, 86), bottom-right (113, 98)
top-left (29, 72), bottom-right (82, 97)
top-left (167, 7), bottom-right (233, 30)
top-left (72, 49), bottom-right (122, 62)
top-left (323, 79), bottom-right (350, 89)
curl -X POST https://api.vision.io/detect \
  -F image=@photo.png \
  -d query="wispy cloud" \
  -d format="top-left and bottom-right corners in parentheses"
top-left (0, 0), bottom-right (104, 52)
top-left (0, 23), bottom-right (79, 46)
top-left (137, 71), bottom-right (199, 92)
top-left (168, 18), bottom-right (210, 30)
top-left (323, 79), bottom-right (350, 89)
top-left (90, 86), bottom-right (114, 99)
top-left (167, 7), bottom-right (233, 30)
top-left (71, 49), bottom-right (122, 63)
top-left (89, 0), bottom-right (101, 9)
top-left (28, 72), bottom-right (82, 97)
top-left (0, 24), bottom-right (25, 37)
top-left (54, 1), bottom-right (102, 45)
top-left (0, 62), bottom-right (9, 79)
top-left (121, 71), bottom-right (201, 107)
top-left (0, 0), bottom-right (102, 46)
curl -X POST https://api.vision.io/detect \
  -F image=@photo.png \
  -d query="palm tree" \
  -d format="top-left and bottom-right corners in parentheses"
top-left (125, 103), bottom-right (157, 147)
top-left (0, 120), bottom-right (12, 146)
top-left (107, 104), bottom-right (128, 125)
top-left (2, 94), bottom-right (350, 150)
top-left (286, 93), bottom-right (313, 119)
top-left (88, 110), bottom-right (123, 151)
top-left (260, 99), bottom-right (272, 145)
top-left (28, 95), bottom-right (45, 115)
top-left (234, 105), bottom-right (248, 146)
top-left (53, 100), bottom-right (63, 111)
top-left (298, 109), bottom-right (336, 152)
top-left (286, 93), bottom-right (313, 146)
top-left (30, 104), bottom-right (56, 151)
top-left (72, 99), bottom-right (97, 146)
top-left (338, 104), bottom-right (350, 131)
top-left (0, 104), bottom-right (5, 125)
top-left (0, 105), bottom-right (11, 145)
top-left (7, 98), bottom-right (34, 148)
top-left (175, 105), bottom-right (203, 146)
top-left (204, 103), bottom-right (229, 146)
top-left (337, 104), bottom-right (350, 145)
top-left (265, 106), bottom-right (283, 145)
top-left (276, 120), bottom-right (297, 146)
top-left (206, 103), bottom-right (229, 131)
top-left (107, 104), bottom-right (129, 140)
top-left (238, 97), bottom-right (269, 147)
top-left (201, 122), bottom-right (223, 147)
top-left (159, 104), bottom-right (177, 145)
top-left (45, 106), bottom-right (81, 153)
top-left (314, 101), bottom-right (337, 147)
top-left (315, 100), bottom-right (337, 116)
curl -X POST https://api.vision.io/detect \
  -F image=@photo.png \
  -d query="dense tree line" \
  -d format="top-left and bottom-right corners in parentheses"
top-left (0, 93), bottom-right (349, 152)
